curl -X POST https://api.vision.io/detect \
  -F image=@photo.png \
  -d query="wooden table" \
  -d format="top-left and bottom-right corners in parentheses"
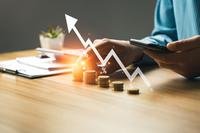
top-left (0, 50), bottom-right (200, 133)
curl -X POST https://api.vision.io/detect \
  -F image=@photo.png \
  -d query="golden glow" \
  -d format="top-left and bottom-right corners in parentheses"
top-left (80, 60), bottom-right (85, 66)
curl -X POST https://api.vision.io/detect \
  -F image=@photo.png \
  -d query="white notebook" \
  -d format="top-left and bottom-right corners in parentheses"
top-left (16, 56), bottom-right (73, 71)
top-left (0, 56), bottom-right (72, 78)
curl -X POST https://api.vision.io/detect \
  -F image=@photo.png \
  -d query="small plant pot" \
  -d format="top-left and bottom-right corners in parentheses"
top-left (39, 33), bottom-right (65, 50)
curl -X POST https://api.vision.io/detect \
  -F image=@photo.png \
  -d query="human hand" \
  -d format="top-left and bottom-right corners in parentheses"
top-left (144, 35), bottom-right (200, 78)
top-left (84, 38), bottom-right (143, 74)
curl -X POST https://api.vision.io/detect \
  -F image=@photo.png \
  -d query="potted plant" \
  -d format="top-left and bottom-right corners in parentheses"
top-left (39, 26), bottom-right (65, 50)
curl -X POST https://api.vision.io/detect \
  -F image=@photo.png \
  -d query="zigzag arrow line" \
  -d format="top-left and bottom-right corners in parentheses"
top-left (65, 14), bottom-right (151, 87)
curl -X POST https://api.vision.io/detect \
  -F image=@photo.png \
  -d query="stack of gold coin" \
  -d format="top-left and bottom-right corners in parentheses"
top-left (112, 81), bottom-right (124, 91)
top-left (98, 75), bottom-right (110, 88)
top-left (72, 65), bottom-right (83, 82)
top-left (83, 70), bottom-right (97, 84)
top-left (127, 88), bottom-right (140, 95)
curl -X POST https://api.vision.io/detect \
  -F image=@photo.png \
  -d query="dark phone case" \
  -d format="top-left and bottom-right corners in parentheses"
top-left (130, 39), bottom-right (170, 52)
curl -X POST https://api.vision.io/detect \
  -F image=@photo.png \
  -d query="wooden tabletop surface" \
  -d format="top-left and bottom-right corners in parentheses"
top-left (0, 50), bottom-right (200, 133)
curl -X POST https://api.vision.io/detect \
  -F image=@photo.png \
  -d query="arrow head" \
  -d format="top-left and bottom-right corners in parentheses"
top-left (65, 14), bottom-right (78, 33)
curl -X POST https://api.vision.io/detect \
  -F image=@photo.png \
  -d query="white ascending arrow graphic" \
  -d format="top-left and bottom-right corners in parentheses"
top-left (65, 14), bottom-right (151, 87)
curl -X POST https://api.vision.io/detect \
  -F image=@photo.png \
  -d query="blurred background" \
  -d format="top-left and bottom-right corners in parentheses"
top-left (0, 0), bottom-right (155, 53)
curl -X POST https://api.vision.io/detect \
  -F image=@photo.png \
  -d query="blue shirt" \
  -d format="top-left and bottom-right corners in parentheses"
top-left (143, 0), bottom-right (200, 46)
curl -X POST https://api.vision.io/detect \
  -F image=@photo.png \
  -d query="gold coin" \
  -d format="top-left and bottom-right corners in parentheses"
top-left (127, 88), bottom-right (140, 95)
top-left (98, 75), bottom-right (110, 88)
top-left (83, 70), bottom-right (97, 84)
top-left (112, 81), bottom-right (124, 91)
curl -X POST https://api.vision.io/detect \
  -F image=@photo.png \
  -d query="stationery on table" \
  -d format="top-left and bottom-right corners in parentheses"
top-left (0, 48), bottom-right (85, 78)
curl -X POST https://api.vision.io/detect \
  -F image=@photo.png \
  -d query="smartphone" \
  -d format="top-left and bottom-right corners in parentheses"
top-left (129, 39), bottom-right (170, 52)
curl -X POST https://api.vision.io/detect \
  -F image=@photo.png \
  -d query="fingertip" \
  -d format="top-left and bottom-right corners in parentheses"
top-left (93, 39), bottom-right (101, 44)
top-left (166, 43), bottom-right (174, 51)
top-left (167, 41), bottom-right (179, 52)
top-left (102, 38), bottom-right (109, 41)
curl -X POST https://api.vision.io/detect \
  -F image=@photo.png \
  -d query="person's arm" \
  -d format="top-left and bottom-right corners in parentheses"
top-left (141, 0), bottom-right (177, 46)
top-left (142, 0), bottom-right (200, 78)
top-left (135, 0), bottom-right (177, 66)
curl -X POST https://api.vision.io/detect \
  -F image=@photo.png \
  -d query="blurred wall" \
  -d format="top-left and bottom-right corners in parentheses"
top-left (0, 0), bottom-right (155, 53)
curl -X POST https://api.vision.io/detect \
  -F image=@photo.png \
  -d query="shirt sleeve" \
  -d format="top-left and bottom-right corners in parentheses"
top-left (141, 0), bottom-right (177, 46)
top-left (136, 0), bottom-right (178, 66)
